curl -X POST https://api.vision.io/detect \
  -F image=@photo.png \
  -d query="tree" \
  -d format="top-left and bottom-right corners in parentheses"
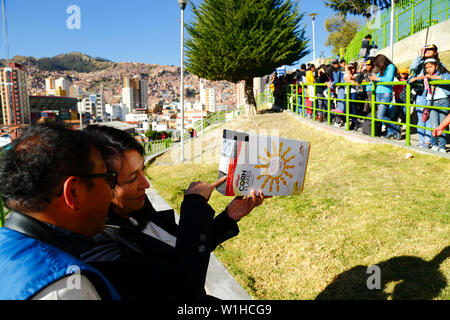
top-left (185, 0), bottom-right (309, 115)
top-left (324, 0), bottom-right (372, 19)
top-left (324, 15), bottom-right (361, 56)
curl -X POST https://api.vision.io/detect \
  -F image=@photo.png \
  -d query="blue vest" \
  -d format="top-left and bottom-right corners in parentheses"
top-left (0, 228), bottom-right (120, 300)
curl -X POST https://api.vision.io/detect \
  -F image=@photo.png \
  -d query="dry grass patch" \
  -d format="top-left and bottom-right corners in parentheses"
top-left (146, 112), bottom-right (450, 300)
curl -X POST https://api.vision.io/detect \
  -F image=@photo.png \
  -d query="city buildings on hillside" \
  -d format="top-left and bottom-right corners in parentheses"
top-left (122, 76), bottom-right (149, 111)
top-left (0, 63), bottom-right (31, 125)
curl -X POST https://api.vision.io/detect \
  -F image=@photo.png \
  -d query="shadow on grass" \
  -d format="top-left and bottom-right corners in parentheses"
top-left (316, 246), bottom-right (449, 300)
top-left (259, 108), bottom-right (284, 115)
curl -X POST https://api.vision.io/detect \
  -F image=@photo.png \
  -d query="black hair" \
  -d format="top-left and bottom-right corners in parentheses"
top-left (340, 59), bottom-right (346, 64)
top-left (373, 54), bottom-right (397, 77)
top-left (83, 125), bottom-right (145, 172)
top-left (301, 64), bottom-right (306, 70)
top-left (0, 123), bottom-right (96, 213)
top-left (365, 34), bottom-right (372, 39)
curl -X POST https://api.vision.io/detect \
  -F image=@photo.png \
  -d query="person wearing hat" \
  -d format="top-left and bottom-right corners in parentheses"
top-left (355, 58), bottom-right (376, 116)
top-left (409, 57), bottom-right (450, 152)
top-left (409, 44), bottom-right (442, 148)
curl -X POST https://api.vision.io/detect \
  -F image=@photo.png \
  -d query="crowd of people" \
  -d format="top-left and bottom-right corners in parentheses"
top-left (0, 123), bottom-right (267, 300)
top-left (270, 44), bottom-right (450, 152)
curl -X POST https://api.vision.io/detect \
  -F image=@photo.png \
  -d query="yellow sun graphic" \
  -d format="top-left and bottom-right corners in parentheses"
top-left (255, 141), bottom-right (295, 193)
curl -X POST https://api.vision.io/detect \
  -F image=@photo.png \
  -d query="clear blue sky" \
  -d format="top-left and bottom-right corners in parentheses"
top-left (2, 0), bottom-right (344, 69)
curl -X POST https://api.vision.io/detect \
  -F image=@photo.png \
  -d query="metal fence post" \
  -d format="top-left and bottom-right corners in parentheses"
top-left (290, 85), bottom-right (294, 112)
top-left (405, 83), bottom-right (412, 146)
top-left (327, 86), bottom-right (331, 125)
top-left (302, 83), bottom-right (306, 117)
top-left (371, 85), bottom-right (376, 137)
top-left (295, 84), bottom-right (299, 114)
top-left (313, 84), bottom-right (317, 120)
top-left (345, 84), bottom-right (350, 131)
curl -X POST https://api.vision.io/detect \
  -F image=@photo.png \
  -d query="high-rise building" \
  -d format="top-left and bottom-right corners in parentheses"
top-left (139, 79), bottom-right (148, 109)
top-left (55, 77), bottom-right (71, 94)
top-left (80, 92), bottom-right (106, 121)
top-left (0, 63), bottom-right (31, 125)
top-left (122, 87), bottom-right (135, 113)
top-left (235, 81), bottom-right (246, 108)
top-left (199, 80), bottom-right (216, 112)
top-left (122, 76), bottom-right (148, 111)
top-left (253, 77), bottom-right (265, 99)
top-left (69, 85), bottom-right (82, 98)
top-left (45, 76), bottom-right (55, 95)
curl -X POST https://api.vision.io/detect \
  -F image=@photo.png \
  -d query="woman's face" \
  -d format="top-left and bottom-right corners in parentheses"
top-left (111, 149), bottom-right (150, 217)
top-left (424, 49), bottom-right (436, 58)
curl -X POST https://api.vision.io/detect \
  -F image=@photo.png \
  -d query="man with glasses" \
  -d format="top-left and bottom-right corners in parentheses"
top-left (0, 123), bottom-right (120, 300)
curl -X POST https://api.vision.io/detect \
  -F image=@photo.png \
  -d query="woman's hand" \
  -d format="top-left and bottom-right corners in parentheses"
top-left (184, 176), bottom-right (227, 202)
top-left (226, 190), bottom-right (270, 221)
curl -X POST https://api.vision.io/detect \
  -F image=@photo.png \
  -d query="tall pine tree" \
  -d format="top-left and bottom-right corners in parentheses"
top-left (185, 0), bottom-right (309, 115)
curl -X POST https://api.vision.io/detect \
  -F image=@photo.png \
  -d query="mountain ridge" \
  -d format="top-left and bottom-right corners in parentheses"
top-left (0, 52), bottom-right (118, 73)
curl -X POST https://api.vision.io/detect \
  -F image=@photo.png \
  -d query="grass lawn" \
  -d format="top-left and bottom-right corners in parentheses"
top-left (146, 112), bottom-right (450, 300)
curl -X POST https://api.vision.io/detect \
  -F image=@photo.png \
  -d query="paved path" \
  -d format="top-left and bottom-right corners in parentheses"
top-left (146, 172), bottom-right (252, 300)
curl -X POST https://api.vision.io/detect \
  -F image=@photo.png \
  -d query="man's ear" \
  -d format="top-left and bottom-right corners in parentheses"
top-left (62, 176), bottom-right (81, 210)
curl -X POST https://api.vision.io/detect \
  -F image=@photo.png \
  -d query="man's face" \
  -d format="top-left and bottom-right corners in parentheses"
top-left (111, 150), bottom-right (150, 217)
top-left (82, 146), bottom-right (113, 235)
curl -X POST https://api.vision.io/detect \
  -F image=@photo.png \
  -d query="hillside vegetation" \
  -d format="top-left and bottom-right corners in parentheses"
top-left (0, 52), bottom-right (114, 73)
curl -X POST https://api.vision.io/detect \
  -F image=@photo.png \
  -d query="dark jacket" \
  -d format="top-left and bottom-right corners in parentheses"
top-left (80, 194), bottom-right (239, 300)
top-left (2, 211), bottom-right (119, 299)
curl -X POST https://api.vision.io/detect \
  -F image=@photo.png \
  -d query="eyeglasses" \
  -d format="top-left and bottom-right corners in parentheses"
top-left (76, 171), bottom-right (118, 189)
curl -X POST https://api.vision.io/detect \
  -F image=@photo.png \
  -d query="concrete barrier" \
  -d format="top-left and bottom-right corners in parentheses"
top-left (376, 19), bottom-right (450, 65)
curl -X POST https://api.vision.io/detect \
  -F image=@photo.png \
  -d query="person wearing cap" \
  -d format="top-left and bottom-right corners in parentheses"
top-left (330, 59), bottom-right (346, 126)
top-left (357, 58), bottom-right (376, 115)
top-left (343, 62), bottom-right (361, 130)
top-left (409, 44), bottom-right (442, 148)
top-left (410, 57), bottom-right (450, 152)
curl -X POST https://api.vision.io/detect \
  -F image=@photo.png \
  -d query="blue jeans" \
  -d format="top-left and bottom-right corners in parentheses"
top-left (415, 95), bottom-right (431, 144)
top-left (297, 96), bottom-right (304, 116)
top-left (350, 92), bottom-right (359, 124)
top-left (337, 88), bottom-right (346, 113)
top-left (429, 98), bottom-right (449, 149)
top-left (376, 93), bottom-right (400, 137)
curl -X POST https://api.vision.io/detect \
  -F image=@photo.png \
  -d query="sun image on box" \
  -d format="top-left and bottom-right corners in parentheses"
top-left (216, 130), bottom-right (310, 196)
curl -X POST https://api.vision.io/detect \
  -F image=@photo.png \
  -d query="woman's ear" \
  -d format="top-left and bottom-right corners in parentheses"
top-left (62, 176), bottom-right (80, 210)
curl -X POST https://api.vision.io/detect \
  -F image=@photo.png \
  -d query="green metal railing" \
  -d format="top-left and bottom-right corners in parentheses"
top-left (344, 0), bottom-right (449, 62)
top-left (145, 138), bottom-right (174, 156)
top-left (286, 80), bottom-right (450, 146)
